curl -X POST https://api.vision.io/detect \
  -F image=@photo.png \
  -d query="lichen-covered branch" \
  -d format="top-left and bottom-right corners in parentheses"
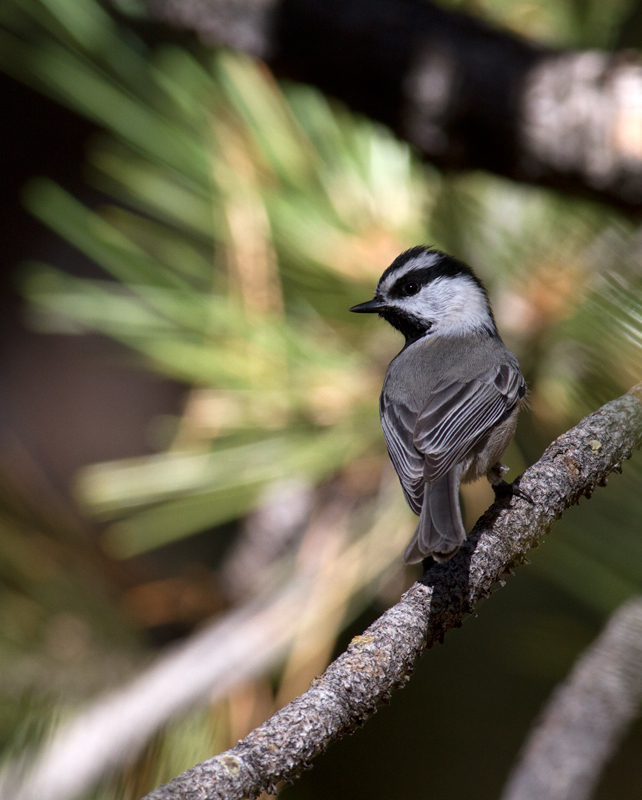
top-left (144, 384), bottom-right (642, 800)
top-left (501, 596), bottom-right (642, 800)
top-left (0, 586), bottom-right (300, 800)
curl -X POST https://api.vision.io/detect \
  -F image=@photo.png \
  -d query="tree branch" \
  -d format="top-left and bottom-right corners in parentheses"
top-left (0, 585), bottom-right (299, 800)
top-left (501, 596), bottom-right (642, 800)
top-left (143, 384), bottom-right (642, 800)
top-left (0, 491), bottom-right (413, 800)
top-left (147, 0), bottom-right (642, 209)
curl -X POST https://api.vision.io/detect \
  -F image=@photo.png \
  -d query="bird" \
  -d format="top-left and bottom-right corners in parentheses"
top-left (350, 246), bottom-right (525, 564)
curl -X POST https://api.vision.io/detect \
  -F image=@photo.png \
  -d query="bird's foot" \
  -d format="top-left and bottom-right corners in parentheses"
top-left (492, 477), bottom-right (534, 504)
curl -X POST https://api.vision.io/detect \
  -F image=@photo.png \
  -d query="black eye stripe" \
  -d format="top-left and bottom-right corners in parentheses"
top-left (389, 268), bottom-right (432, 299)
top-left (386, 257), bottom-right (486, 300)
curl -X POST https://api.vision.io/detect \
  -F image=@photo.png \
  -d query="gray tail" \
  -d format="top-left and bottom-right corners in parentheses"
top-left (402, 467), bottom-right (466, 564)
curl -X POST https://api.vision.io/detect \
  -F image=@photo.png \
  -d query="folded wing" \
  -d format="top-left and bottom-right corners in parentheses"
top-left (414, 362), bottom-right (525, 483)
top-left (380, 394), bottom-right (424, 513)
top-left (380, 361), bottom-right (525, 508)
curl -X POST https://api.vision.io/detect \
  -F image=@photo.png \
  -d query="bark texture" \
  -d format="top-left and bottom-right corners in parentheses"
top-left (148, 0), bottom-right (642, 209)
top-left (143, 384), bottom-right (642, 800)
top-left (501, 597), bottom-right (642, 800)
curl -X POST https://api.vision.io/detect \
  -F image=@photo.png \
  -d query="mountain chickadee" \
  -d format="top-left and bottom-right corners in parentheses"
top-left (350, 246), bottom-right (525, 564)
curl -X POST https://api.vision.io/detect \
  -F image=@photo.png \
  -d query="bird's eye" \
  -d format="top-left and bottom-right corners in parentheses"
top-left (402, 282), bottom-right (420, 297)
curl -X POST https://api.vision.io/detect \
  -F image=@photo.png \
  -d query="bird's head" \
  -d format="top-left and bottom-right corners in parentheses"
top-left (350, 246), bottom-right (497, 344)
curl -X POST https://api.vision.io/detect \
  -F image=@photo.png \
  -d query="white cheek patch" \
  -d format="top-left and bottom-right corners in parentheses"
top-left (439, 277), bottom-right (492, 335)
top-left (390, 276), bottom-right (492, 336)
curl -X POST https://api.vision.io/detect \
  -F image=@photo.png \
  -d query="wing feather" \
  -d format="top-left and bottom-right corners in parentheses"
top-left (380, 394), bottom-right (424, 514)
top-left (416, 363), bottom-right (524, 482)
top-left (380, 360), bottom-right (524, 508)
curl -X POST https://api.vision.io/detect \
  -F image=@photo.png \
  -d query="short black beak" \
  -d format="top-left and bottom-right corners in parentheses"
top-left (349, 299), bottom-right (387, 314)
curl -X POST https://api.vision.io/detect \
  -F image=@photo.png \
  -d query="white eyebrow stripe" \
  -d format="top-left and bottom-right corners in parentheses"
top-left (378, 252), bottom-right (441, 294)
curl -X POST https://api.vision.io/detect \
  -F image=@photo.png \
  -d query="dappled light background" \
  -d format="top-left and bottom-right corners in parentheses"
top-left (1, 0), bottom-right (642, 798)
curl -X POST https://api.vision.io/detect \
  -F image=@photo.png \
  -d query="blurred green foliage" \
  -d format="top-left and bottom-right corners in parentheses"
top-left (439, 0), bottom-right (640, 48)
top-left (1, 0), bottom-right (642, 798)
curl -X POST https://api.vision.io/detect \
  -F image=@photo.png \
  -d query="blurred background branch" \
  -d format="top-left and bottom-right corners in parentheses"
top-left (148, 0), bottom-right (642, 209)
top-left (0, 486), bottom-right (414, 800)
top-left (502, 596), bottom-right (642, 800)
